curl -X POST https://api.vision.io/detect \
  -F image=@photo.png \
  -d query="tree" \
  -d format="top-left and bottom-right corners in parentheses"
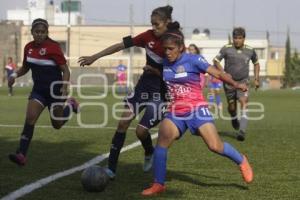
top-left (283, 31), bottom-right (292, 88)
top-left (291, 50), bottom-right (300, 85)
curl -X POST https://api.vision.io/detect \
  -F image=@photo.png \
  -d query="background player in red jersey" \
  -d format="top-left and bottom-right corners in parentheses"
top-left (142, 22), bottom-right (253, 196)
top-left (8, 18), bottom-right (79, 166)
top-left (79, 5), bottom-right (174, 178)
top-left (5, 56), bottom-right (17, 96)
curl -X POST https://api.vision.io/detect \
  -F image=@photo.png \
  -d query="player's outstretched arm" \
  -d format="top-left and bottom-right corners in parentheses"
top-left (206, 65), bottom-right (248, 92)
top-left (8, 65), bottom-right (30, 87)
top-left (59, 64), bottom-right (70, 97)
top-left (254, 63), bottom-right (260, 90)
top-left (78, 42), bottom-right (125, 67)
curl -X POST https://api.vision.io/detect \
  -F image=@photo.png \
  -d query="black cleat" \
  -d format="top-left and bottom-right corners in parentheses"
top-left (231, 118), bottom-right (240, 130)
top-left (9, 152), bottom-right (26, 166)
top-left (237, 130), bottom-right (246, 141)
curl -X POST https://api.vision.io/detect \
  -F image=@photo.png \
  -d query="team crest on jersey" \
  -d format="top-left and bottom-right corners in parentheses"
top-left (39, 48), bottom-right (46, 56)
top-left (176, 65), bottom-right (185, 73)
top-left (148, 41), bottom-right (154, 49)
top-left (175, 65), bottom-right (187, 78)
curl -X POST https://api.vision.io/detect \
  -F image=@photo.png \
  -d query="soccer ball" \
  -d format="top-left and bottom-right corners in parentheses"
top-left (81, 165), bottom-right (109, 192)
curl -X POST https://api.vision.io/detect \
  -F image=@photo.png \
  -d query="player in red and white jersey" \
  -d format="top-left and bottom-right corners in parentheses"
top-left (8, 18), bottom-right (79, 166)
top-left (79, 5), bottom-right (174, 178)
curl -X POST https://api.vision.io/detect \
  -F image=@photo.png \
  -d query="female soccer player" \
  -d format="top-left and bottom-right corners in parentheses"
top-left (8, 18), bottom-right (79, 166)
top-left (5, 57), bottom-right (17, 96)
top-left (78, 5), bottom-right (174, 178)
top-left (187, 44), bottom-right (206, 89)
top-left (142, 22), bottom-right (253, 196)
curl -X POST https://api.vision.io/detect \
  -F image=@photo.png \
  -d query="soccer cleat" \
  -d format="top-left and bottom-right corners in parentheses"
top-left (67, 97), bottom-right (80, 113)
top-left (239, 155), bottom-right (253, 183)
top-left (141, 183), bottom-right (166, 196)
top-left (231, 118), bottom-right (240, 130)
top-left (104, 167), bottom-right (116, 180)
top-left (8, 152), bottom-right (26, 166)
top-left (237, 130), bottom-right (246, 141)
top-left (143, 154), bottom-right (154, 172)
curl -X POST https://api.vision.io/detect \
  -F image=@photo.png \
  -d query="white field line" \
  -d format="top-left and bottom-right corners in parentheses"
top-left (0, 124), bottom-right (158, 131)
top-left (0, 124), bottom-right (135, 130)
top-left (1, 133), bottom-right (158, 200)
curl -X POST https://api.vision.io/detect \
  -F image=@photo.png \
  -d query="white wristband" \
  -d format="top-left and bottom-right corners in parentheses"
top-left (10, 72), bottom-right (17, 78)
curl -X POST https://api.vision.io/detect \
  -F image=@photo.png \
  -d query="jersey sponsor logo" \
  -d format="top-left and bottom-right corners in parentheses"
top-left (39, 48), bottom-right (47, 56)
top-left (169, 84), bottom-right (192, 95)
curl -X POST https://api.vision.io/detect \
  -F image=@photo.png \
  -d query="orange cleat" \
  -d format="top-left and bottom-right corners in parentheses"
top-left (141, 183), bottom-right (166, 196)
top-left (239, 155), bottom-right (253, 183)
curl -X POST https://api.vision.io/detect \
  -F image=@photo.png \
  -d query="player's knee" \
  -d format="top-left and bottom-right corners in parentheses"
top-left (136, 125), bottom-right (149, 139)
top-left (117, 120), bottom-right (131, 132)
top-left (207, 141), bottom-right (222, 153)
top-left (25, 116), bottom-right (37, 125)
top-left (228, 105), bottom-right (236, 113)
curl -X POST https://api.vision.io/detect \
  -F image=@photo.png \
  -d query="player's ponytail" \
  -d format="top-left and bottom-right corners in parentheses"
top-left (162, 21), bottom-right (184, 49)
top-left (167, 21), bottom-right (180, 31)
top-left (151, 5), bottom-right (173, 22)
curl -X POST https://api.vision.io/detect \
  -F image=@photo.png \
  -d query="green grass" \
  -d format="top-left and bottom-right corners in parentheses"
top-left (0, 87), bottom-right (299, 200)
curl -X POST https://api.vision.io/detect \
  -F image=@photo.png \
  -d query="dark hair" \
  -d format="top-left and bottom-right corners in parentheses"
top-left (188, 44), bottom-right (200, 54)
top-left (233, 27), bottom-right (246, 38)
top-left (151, 5), bottom-right (173, 22)
top-left (161, 21), bottom-right (184, 47)
top-left (31, 18), bottom-right (49, 30)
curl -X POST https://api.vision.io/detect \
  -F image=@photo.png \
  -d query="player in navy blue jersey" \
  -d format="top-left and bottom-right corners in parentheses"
top-left (8, 18), bottom-right (79, 166)
top-left (142, 22), bottom-right (253, 196)
top-left (78, 5), bottom-right (174, 178)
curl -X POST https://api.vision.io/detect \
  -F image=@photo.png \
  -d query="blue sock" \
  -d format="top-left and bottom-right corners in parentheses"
top-left (216, 94), bottom-right (221, 106)
top-left (154, 145), bottom-right (168, 185)
top-left (221, 142), bottom-right (243, 165)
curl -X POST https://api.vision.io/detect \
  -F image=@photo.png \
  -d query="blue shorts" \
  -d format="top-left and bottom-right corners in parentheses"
top-left (165, 106), bottom-right (214, 137)
top-left (209, 82), bottom-right (222, 89)
top-left (124, 74), bottom-right (166, 129)
top-left (29, 89), bottom-right (64, 109)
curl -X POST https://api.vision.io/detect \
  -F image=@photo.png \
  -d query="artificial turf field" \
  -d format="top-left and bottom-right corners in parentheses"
top-left (0, 87), bottom-right (299, 200)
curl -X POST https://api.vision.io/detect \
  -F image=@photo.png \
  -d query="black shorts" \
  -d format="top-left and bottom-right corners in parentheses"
top-left (124, 73), bottom-right (166, 129)
top-left (29, 88), bottom-right (64, 109)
